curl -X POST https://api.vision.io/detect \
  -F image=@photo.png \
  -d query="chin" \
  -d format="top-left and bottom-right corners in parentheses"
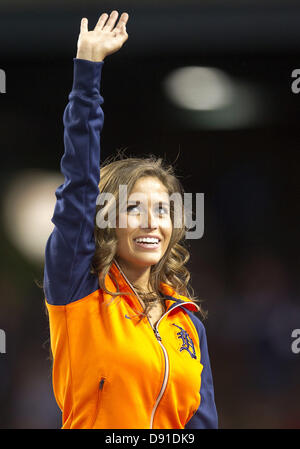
top-left (137, 256), bottom-right (160, 266)
top-left (131, 253), bottom-right (161, 267)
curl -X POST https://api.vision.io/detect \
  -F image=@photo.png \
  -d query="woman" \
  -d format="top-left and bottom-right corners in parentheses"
top-left (44, 10), bottom-right (218, 429)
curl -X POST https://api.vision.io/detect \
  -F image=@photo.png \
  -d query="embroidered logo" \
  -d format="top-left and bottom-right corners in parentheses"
top-left (172, 324), bottom-right (196, 359)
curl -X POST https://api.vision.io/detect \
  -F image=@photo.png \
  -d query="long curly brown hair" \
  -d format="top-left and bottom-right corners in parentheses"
top-left (91, 150), bottom-right (207, 321)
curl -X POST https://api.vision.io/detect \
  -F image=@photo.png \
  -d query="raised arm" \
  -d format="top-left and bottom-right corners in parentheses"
top-left (44, 11), bottom-right (129, 306)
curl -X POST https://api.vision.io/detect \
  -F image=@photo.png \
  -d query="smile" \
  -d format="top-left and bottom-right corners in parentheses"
top-left (133, 237), bottom-right (161, 250)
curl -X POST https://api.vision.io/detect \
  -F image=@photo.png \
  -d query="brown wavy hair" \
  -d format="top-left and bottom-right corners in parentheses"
top-left (91, 149), bottom-right (206, 321)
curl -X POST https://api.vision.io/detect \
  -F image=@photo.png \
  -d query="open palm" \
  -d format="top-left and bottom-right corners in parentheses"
top-left (76, 11), bottom-right (129, 62)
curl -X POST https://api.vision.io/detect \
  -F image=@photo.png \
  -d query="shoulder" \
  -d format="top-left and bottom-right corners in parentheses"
top-left (181, 306), bottom-right (206, 337)
top-left (170, 297), bottom-right (206, 341)
top-left (164, 293), bottom-right (207, 341)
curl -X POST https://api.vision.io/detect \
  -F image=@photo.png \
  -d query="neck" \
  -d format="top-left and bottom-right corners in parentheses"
top-left (114, 257), bottom-right (152, 293)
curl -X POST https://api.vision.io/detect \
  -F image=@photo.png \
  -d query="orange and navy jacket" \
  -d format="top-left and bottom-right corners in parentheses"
top-left (43, 58), bottom-right (218, 429)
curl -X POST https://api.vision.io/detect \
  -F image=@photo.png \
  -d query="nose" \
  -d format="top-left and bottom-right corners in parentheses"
top-left (141, 205), bottom-right (158, 229)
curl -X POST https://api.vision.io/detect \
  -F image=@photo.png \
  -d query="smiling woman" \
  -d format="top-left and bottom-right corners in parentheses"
top-left (43, 10), bottom-right (218, 430)
top-left (115, 176), bottom-right (173, 286)
top-left (92, 157), bottom-right (195, 322)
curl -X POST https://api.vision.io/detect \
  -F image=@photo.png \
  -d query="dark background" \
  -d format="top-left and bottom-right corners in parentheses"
top-left (0, 0), bottom-right (299, 428)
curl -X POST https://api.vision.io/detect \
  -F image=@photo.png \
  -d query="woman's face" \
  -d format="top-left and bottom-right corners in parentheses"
top-left (115, 176), bottom-right (173, 270)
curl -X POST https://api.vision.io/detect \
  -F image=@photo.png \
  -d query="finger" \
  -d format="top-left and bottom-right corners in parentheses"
top-left (103, 10), bottom-right (119, 31)
top-left (121, 22), bottom-right (128, 37)
top-left (116, 23), bottom-right (128, 41)
top-left (113, 24), bottom-right (128, 44)
top-left (95, 12), bottom-right (109, 30)
top-left (80, 17), bottom-right (88, 33)
top-left (115, 12), bottom-right (129, 31)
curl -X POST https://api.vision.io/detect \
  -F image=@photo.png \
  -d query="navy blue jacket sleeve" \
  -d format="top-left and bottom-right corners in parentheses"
top-left (43, 58), bottom-right (104, 305)
top-left (185, 314), bottom-right (218, 429)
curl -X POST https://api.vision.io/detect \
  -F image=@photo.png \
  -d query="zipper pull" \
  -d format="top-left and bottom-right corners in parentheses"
top-left (154, 327), bottom-right (162, 341)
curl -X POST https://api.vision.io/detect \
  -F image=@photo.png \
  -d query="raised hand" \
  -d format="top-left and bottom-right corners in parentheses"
top-left (76, 11), bottom-right (129, 62)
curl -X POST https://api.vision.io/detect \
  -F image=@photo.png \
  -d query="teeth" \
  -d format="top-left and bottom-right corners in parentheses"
top-left (135, 237), bottom-right (159, 243)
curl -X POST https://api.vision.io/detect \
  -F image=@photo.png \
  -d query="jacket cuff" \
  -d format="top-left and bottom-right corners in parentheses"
top-left (72, 58), bottom-right (104, 97)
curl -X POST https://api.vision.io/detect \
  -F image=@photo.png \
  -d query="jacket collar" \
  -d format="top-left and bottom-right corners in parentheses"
top-left (102, 259), bottom-right (200, 314)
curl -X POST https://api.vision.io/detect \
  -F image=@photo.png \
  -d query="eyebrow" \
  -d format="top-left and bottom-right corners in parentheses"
top-left (127, 200), bottom-right (170, 205)
top-left (157, 201), bottom-right (170, 207)
top-left (127, 200), bottom-right (141, 206)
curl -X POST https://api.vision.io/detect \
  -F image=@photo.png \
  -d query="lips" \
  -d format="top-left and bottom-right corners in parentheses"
top-left (133, 235), bottom-right (161, 242)
top-left (133, 237), bottom-right (161, 250)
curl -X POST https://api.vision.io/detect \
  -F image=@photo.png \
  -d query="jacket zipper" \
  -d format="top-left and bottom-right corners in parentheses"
top-left (91, 377), bottom-right (106, 428)
top-left (112, 259), bottom-right (198, 429)
top-left (149, 303), bottom-right (193, 429)
top-left (112, 258), bottom-right (162, 342)
top-left (99, 377), bottom-right (105, 390)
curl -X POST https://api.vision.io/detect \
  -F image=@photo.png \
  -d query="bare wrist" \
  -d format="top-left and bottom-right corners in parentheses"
top-left (76, 48), bottom-right (105, 63)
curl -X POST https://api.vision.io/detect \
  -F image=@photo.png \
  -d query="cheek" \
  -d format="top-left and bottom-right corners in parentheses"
top-left (166, 231), bottom-right (173, 248)
top-left (161, 220), bottom-right (173, 246)
top-left (115, 215), bottom-right (136, 250)
top-left (127, 215), bottom-right (141, 229)
top-left (117, 213), bottom-right (140, 230)
top-left (115, 228), bottom-right (129, 251)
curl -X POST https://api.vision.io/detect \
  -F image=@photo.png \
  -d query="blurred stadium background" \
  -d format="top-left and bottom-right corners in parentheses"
top-left (0, 0), bottom-right (300, 428)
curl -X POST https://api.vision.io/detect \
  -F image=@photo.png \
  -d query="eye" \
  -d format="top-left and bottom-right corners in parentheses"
top-left (156, 206), bottom-right (169, 215)
top-left (155, 202), bottom-right (170, 216)
top-left (126, 202), bottom-right (169, 215)
top-left (127, 203), bottom-right (141, 214)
